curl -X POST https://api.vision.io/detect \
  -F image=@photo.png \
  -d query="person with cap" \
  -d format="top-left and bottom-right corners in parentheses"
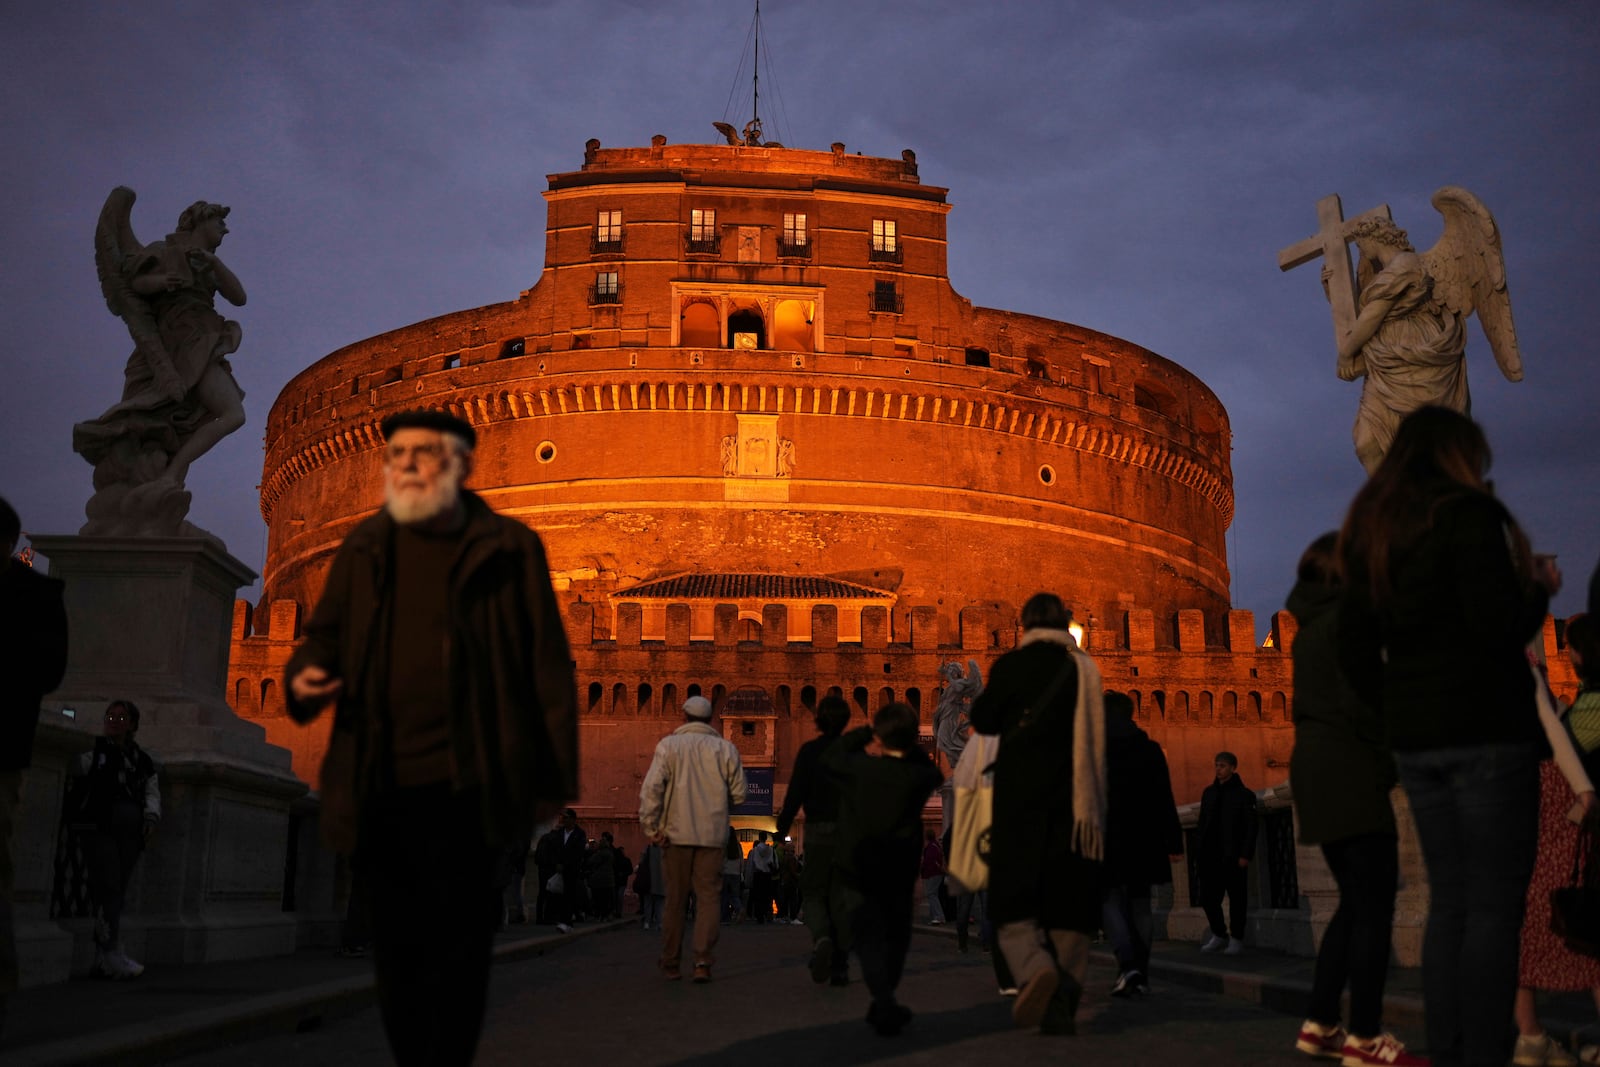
top-left (638, 695), bottom-right (747, 983)
top-left (285, 408), bottom-right (578, 1066)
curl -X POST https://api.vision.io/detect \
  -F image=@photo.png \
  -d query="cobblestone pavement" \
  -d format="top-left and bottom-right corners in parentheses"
top-left (166, 921), bottom-right (1428, 1067)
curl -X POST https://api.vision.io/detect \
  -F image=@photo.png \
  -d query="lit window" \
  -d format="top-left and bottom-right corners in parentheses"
top-left (592, 210), bottom-right (622, 253)
top-left (780, 214), bottom-right (806, 252)
top-left (691, 208), bottom-right (716, 242)
top-left (872, 219), bottom-right (897, 253)
top-left (592, 271), bottom-right (619, 304)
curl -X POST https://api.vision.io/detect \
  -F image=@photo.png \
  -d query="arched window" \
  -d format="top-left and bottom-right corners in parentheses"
top-left (776, 685), bottom-right (792, 718)
top-left (260, 679), bottom-right (278, 718)
top-left (612, 683), bottom-right (627, 716)
top-left (1270, 692), bottom-right (1287, 723)
top-left (1222, 691), bottom-right (1239, 721)
top-left (234, 678), bottom-right (251, 715)
top-left (879, 687), bottom-right (895, 712)
top-left (662, 683), bottom-right (678, 716)
top-left (1175, 690), bottom-right (1192, 721)
top-left (587, 682), bottom-right (603, 714)
top-left (637, 683), bottom-right (653, 716)
top-left (1198, 691), bottom-right (1215, 723)
top-left (852, 687), bottom-right (870, 716)
top-left (906, 688), bottom-right (921, 714)
top-left (800, 685), bottom-right (817, 710)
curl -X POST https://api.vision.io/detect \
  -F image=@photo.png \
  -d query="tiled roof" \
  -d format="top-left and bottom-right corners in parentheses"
top-left (613, 573), bottom-right (893, 601)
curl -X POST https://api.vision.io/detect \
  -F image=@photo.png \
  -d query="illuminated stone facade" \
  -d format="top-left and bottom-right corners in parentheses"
top-left (231, 134), bottom-right (1308, 851)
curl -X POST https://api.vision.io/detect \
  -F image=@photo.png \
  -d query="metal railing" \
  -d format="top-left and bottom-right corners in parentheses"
top-left (869, 245), bottom-right (903, 263)
top-left (777, 240), bottom-right (810, 259)
top-left (589, 285), bottom-right (622, 305)
top-left (590, 236), bottom-right (624, 255)
top-left (870, 289), bottom-right (904, 314)
top-left (685, 234), bottom-right (721, 255)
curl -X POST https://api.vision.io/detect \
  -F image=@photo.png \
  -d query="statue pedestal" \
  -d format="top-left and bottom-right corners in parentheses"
top-left (26, 536), bottom-right (307, 976)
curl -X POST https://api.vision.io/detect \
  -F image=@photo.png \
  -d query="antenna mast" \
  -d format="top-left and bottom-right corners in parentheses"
top-left (751, 0), bottom-right (761, 131)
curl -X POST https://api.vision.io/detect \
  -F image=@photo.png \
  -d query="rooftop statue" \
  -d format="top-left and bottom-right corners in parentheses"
top-left (1279, 188), bottom-right (1522, 472)
top-left (934, 658), bottom-right (983, 767)
top-left (74, 188), bottom-right (248, 536)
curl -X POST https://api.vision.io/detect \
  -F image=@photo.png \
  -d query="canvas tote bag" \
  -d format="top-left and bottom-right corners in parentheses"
top-left (946, 732), bottom-right (999, 893)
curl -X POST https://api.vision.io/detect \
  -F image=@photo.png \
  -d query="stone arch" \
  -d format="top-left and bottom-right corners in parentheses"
top-left (662, 683), bottom-right (678, 716)
top-left (772, 299), bottom-right (813, 352)
top-left (1197, 690), bottom-right (1214, 724)
top-left (587, 682), bottom-right (603, 714)
top-left (801, 685), bottom-right (818, 710)
top-left (681, 301), bottom-right (719, 348)
top-left (1246, 691), bottom-right (1263, 722)
top-left (259, 678), bottom-right (278, 717)
top-left (776, 685), bottom-right (792, 718)
top-left (879, 687), bottom-right (895, 712)
top-left (906, 687), bottom-right (922, 715)
top-left (1269, 691), bottom-right (1287, 723)
top-left (1174, 690), bottom-right (1192, 722)
top-left (851, 687), bottom-right (869, 716)
top-left (234, 678), bottom-right (252, 715)
top-left (637, 683), bottom-right (653, 716)
top-left (612, 682), bottom-right (627, 716)
top-left (1222, 691), bottom-right (1238, 722)
top-left (727, 308), bottom-right (765, 350)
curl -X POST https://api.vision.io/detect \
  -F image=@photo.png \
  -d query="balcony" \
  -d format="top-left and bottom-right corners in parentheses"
top-left (685, 233), bottom-right (722, 256)
top-left (590, 235), bottom-right (624, 257)
top-left (589, 285), bottom-right (622, 306)
top-left (870, 288), bottom-right (903, 314)
top-left (777, 240), bottom-right (811, 260)
top-left (869, 244), bottom-right (903, 264)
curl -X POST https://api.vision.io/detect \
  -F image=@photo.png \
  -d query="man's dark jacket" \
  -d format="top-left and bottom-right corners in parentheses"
top-left (285, 492), bottom-right (578, 851)
top-left (774, 729), bottom-right (847, 838)
top-left (0, 562), bottom-right (69, 770)
top-left (1197, 772), bottom-right (1257, 861)
top-left (1102, 711), bottom-right (1183, 887)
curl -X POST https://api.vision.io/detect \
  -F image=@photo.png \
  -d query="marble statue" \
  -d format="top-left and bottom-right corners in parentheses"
top-left (933, 659), bottom-right (983, 766)
top-left (1279, 188), bottom-right (1521, 472)
top-left (74, 188), bottom-right (248, 536)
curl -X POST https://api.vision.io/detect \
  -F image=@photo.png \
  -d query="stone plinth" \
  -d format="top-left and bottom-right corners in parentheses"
top-left (27, 535), bottom-right (307, 975)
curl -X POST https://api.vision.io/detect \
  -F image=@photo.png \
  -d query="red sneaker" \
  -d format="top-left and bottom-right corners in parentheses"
top-left (1296, 1020), bottom-right (1347, 1059)
top-left (1341, 1034), bottom-right (1429, 1066)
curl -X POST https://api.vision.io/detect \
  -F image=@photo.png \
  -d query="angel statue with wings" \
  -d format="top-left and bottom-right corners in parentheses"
top-left (73, 188), bottom-right (248, 536)
top-left (933, 658), bottom-right (983, 767)
top-left (1279, 187), bottom-right (1521, 473)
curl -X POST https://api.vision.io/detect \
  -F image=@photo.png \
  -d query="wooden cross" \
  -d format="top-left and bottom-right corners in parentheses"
top-left (1278, 194), bottom-right (1392, 352)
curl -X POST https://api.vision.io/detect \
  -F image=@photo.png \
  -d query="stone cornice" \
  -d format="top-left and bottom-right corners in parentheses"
top-left (260, 371), bottom-right (1234, 528)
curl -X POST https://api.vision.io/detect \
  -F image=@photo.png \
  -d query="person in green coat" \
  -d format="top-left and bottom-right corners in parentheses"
top-left (1288, 533), bottom-right (1423, 1066)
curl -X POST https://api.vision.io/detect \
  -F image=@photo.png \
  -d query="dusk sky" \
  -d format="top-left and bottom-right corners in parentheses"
top-left (3, 2), bottom-right (1596, 632)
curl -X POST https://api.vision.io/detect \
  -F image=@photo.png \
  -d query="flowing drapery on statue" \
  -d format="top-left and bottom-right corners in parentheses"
top-left (1279, 187), bottom-right (1522, 473)
top-left (934, 659), bottom-right (983, 767)
top-left (73, 188), bottom-right (248, 536)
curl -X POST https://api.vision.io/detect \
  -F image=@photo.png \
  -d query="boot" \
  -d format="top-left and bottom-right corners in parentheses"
top-left (1039, 972), bottom-right (1083, 1035)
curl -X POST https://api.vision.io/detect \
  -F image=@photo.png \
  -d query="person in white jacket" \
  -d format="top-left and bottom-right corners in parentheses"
top-left (639, 696), bottom-right (747, 982)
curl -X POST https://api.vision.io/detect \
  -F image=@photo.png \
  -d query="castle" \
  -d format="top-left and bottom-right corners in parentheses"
top-left (227, 130), bottom-right (1305, 850)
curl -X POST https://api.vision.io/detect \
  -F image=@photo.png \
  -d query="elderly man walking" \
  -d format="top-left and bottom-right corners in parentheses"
top-left (287, 409), bottom-right (578, 1067)
top-left (639, 696), bottom-right (747, 983)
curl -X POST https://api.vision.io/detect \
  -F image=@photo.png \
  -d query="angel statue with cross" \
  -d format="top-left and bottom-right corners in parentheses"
top-left (1279, 188), bottom-right (1522, 473)
top-left (72, 188), bottom-right (248, 537)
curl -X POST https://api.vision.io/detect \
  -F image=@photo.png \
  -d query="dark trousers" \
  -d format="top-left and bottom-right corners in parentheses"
top-left (1199, 855), bottom-right (1249, 940)
top-left (1308, 832), bottom-right (1399, 1038)
top-left (851, 878), bottom-right (914, 1009)
top-left (1101, 882), bottom-right (1154, 975)
top-left (85, 802), bottom-right (145, 948)
top-left (1397, 743), bottom-right (1539, 1067)
top-left (359, 786), bottom-right (499, 1067)
top-left (750, 870), bottom-right (774, 922)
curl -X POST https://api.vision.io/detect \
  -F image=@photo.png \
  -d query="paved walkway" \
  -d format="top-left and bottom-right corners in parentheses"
top-left (2, 919), bottom-right (1594, 1065)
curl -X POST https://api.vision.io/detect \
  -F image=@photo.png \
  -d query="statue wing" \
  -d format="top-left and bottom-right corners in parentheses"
top-left (712, 121), bottom-right (742, 146)
top-left (95, 187), bottom-right (175, 390)
top-left (1421, 186), bottom-right (1523, 382)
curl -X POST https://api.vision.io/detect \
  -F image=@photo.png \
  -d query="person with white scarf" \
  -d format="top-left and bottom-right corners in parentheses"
top-left (969, 592), bottom-right (1106, 1036)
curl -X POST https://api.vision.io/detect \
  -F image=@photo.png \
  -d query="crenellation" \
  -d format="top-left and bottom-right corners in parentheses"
top-left (1227, 609), bottom-right (1258, 652)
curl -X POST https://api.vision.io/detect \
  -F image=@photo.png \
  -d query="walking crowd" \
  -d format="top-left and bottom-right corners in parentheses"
top-left (4, 404), bottom-right (1599, 1067)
